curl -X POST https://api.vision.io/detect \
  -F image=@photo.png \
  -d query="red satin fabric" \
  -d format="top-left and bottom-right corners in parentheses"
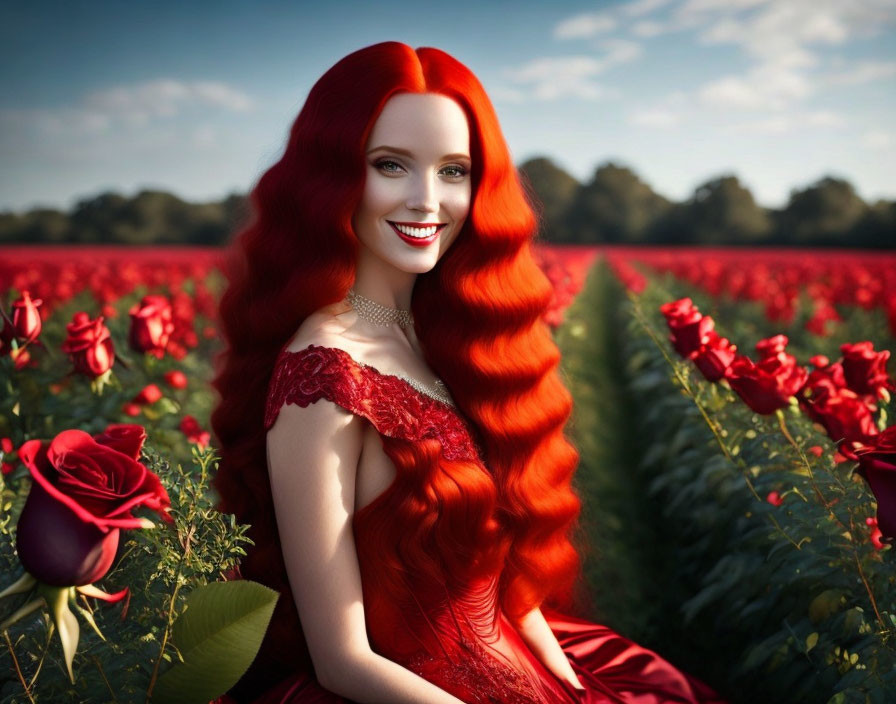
top-left (237, 344), bottom-right (726, 704)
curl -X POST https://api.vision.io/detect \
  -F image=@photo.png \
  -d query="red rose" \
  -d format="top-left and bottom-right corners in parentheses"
top-left (61, 312), bottom-right (115, 377)
top-left (693, 331), bottom-right (737, 382)
top-left (16, 424), bottom-right (171, 586)
top-left (842, 428), bottom-right (896, 543)
top-left (164, 369), bottom-right (188, 389)
top-left (660, 298), bottom-right (715, 359)
top-left (12, 290), bottom-right (43, 343)
top-left (128, 295), bottom-right (175, 358)
top-left (800, 362), bottom-right (879, 445)
top-left (755, 334), bottom-right (788, 360)
top-left (840, 341), bottom-right (892, 399)
top-left (179, 415), bottom-right (210, 449)
top-left (726, 352), bottom-right (809, 415)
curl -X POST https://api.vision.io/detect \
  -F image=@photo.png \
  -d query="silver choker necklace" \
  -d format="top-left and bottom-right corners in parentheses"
top-left (347, 289), bottom-right (414, 329)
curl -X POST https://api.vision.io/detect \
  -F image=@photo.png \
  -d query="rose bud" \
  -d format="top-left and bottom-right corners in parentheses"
top-left (841, 427), bottom-right (896, 543)
top-left (133, 383), bottom-right (163, 405)
top-left (61, 312), bottom-right (115, 378)
top-left (16, 424), bottom-right (171, 586)
top-left (164, 369), bottom-right (188, 390)
top-left (12, 290), bottom-right (43, 343)
top-left (866, 517), bottom-right (885, 551)
top-left (129, 295), bottom-right (175, 359)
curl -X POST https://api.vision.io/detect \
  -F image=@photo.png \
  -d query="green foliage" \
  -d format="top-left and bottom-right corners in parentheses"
top-left (556, 261), bottom-right (667, 642)
top-left (152, 581), bottom-right (278, 704)
top-left (613, 274), bottom-right (896, 701)
top-left (0, 445), bottom-right (253, 703)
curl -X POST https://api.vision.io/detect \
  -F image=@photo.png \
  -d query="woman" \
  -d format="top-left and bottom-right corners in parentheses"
top-left (212, 42), bottom-right (725, 703)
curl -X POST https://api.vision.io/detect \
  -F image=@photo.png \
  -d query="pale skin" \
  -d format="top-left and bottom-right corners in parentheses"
top-left (266, 93), bottom-right (585, 702)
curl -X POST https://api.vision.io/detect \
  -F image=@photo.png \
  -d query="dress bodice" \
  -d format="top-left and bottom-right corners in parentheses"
top-left (264, 343), bottom-right (577, 704)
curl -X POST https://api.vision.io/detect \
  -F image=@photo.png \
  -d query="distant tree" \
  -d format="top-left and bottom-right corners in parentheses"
top-left (518, 157), bottom-right (579, 242)
top-left (565, 162), bottom-right (670, 244)
top-left (69, 192), bottom-right (130, 243)
top-left (775, 176), bottom-right (866, 245)
top-left (652, 175), bottom-right (771, 245)
top-left (848, 199), bottom-right (896, 249)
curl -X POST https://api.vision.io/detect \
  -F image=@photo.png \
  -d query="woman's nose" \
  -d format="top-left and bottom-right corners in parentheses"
top-left (406, 173), bottom-right (439, 213)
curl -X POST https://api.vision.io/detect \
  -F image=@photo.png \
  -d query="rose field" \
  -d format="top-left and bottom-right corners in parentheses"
top-left (1, 244), bottom-right (895, 703)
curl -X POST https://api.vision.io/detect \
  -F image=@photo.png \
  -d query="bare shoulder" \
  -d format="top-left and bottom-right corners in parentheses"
top-left (286, 300), bottom-right (360, 355)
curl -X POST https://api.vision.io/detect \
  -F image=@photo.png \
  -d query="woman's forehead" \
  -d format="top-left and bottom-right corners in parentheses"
top-left (366, 93), bottom-right (470, 158)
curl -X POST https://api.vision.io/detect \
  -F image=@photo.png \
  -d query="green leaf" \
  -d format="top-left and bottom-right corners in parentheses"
top-left (151, 580), bottom-right (279, 704)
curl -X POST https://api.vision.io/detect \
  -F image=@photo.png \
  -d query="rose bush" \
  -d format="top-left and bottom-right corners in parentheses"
top-left (16, 423), bottom-right (171, 586)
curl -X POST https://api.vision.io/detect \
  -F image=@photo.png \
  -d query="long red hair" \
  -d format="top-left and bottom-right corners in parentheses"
top-left (211, 41), bottom-right (581, 692)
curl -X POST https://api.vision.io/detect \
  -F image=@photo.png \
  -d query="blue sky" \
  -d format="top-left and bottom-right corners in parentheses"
top-left (1, 0), bottom-right (894, 212)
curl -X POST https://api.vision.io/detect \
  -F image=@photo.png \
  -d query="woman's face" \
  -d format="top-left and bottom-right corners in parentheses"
top-left (353, 92), bottom-right (472, 275)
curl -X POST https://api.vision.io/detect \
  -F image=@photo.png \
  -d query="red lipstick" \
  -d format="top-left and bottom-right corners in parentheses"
top-left (388, 221), bottom-right (446, 248)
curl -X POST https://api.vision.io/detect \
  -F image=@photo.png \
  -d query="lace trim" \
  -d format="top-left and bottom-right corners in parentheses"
top-left (264, 343), bottom-right (484, 464)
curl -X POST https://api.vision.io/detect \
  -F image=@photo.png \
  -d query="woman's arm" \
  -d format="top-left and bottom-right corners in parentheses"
top-left (516, 606), bottom-right (585, 693)
top-left (267, 400), bottom-right (465, 704)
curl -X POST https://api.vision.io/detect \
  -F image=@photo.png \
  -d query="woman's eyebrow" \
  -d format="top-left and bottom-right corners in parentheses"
top-left (367, 145), bottom-right (471, 161)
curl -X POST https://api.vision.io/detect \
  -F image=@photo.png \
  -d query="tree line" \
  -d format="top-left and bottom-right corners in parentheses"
top-left (0, 159), bottom-right (892, 247)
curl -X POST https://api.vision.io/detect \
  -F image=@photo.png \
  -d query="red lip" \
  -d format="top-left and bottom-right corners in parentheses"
top-left (387, 221), bottom-right (446, 247)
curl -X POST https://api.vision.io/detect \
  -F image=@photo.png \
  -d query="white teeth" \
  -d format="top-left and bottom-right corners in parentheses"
top-left (394, 223), bottom-right (438, 238)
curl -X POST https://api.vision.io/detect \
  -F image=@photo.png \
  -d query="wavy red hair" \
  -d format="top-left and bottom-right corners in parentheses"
top-left (211, 41), bottom-right (582, 694)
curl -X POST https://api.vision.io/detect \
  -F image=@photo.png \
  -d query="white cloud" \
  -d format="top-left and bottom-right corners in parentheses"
top-left (82, 79), bottom-right (254, 127)
top-left (505, 57), bottom-right (608, 100)
top-left (554, 12), bottom-right (616, 39)
top-left (699, 63), bottom-right (813, 110)
top-left (723, 109), bottom-right (846, 134)
top-left (630, 91), bottom-right (690, 128)
top-left (861, 130), bottom-right (894, 149)
top-left (826, 60), bottom-right (896, 85)
top-left (505, 40), bottom-right (640, 101)
top-left (631, 20), bottom-right (666, 37)
top-left (622, 0), bottom-right (674, 18)
top-left (631, 108), bottom-right (681, 127)
top-left (0, 79), bottom-right (256, 138)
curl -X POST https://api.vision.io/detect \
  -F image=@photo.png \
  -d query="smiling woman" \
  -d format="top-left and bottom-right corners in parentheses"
top-left (352, 92), bottom-right (472, 289)
top-left (211, 41), bottom-right (727, 704)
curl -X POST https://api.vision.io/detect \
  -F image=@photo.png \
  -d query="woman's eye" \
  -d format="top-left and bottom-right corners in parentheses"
top-left (440, 165), bottom-right (468, 179)
top-left (375, 159), bottom-right (403, 174)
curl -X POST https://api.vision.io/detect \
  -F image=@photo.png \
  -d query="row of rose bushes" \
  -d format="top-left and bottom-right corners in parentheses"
top-left (604, 247), bottom-right (896, 338)
top-left (0, 245), bottom-right (594, 334)
top-left (601, 269), bottom-right (895, 701)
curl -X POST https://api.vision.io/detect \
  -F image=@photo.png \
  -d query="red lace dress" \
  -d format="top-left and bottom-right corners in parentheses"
top-left (251, 344), bottom-right (726, 704)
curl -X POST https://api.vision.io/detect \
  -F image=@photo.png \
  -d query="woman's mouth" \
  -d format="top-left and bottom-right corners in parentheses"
top-left (388, 221), bottom-right (446, 247)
